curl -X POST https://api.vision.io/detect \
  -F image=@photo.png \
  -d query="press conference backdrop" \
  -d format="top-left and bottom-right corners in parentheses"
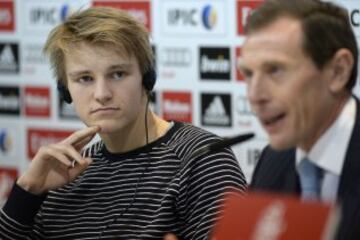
top-left (0, 0), bottom-right (359, 205)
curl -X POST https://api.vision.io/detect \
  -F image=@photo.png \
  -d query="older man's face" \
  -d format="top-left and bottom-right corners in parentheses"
top-left (239, 17), bottom-right (338, 151)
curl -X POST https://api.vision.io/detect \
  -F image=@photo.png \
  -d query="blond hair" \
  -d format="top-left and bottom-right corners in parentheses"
top-left (43, 7), bottom-right (154, 85)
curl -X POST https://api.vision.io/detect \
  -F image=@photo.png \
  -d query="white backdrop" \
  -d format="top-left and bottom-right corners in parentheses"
top-left (0, 0), bottom-right (359, 205)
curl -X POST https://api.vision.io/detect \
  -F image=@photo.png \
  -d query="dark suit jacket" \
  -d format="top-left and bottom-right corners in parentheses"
top-left (250, 98), bottom-right (360, 240)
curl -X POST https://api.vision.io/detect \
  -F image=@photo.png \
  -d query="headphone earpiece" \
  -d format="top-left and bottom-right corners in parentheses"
top-left (142, 69), bottom-right (156, 92)
top-left (57, 81), bottom-right (72, 104)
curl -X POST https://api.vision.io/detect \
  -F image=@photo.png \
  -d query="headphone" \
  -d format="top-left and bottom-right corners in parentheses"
top-left (57, 69), bottom-right (156, 104)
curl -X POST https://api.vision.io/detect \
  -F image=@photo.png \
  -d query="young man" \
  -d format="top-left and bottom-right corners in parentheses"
top-left (238, 0), bottom-right (359, 239)
top-left (0, 7), bottom-right (246, 239)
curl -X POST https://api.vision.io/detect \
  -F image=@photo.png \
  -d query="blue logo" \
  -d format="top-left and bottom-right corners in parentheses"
top-left (0, 130), bottom-right (12, 153)
top-left (202, 5), bottom-right (217, 30)
top-left (60, 4), bottom-right (72, 22)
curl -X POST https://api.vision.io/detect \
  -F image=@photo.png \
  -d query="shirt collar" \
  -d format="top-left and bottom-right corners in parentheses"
top-left (296, 97), bottom-right (356, 175)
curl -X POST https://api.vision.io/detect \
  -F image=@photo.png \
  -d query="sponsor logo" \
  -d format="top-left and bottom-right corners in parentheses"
top-left (0, 0), bottom-right (14, 32)
top-left (236, 95), bottom-right (252, 115)
top-left (167, 4), bottom-right (217, 29)
top-left (0, 43), bottom-right (19, 73)
top-left (93, 1), bottom-right (151, 31)
top-left (201, 93), bottom-right (232, 127)
top-left (160, 47), bottom-right (191, 67)
top-left (23, 1), bottom-right (83, 33)
top-left (161, 0), bottom-right (226, 36)
top-left (24, 86), bottom-right (51, 118)
top-left (235, 95), bottom-right (255, 128)
top-left (202, 4), bottom-right (217, 30)
top-left (29, 4), bottom-right (72, 25)
top-left (0, 167), bottom-right (17, 205)
top-left (0, 86), bottom-right (20, 115)
top-left (200, 47), bottom-right (231, 80)
top-left (350, 8), bottom-right (359, 36)
top-left (237, 0), bottom-right (263, 35)
top-left (162, 91), bottom-right (192, 123)
top-left (168, 8), bottom-right (196, 26)
top-left (247, 147), bottom-right (261, 167)
top-left (23, 43), bottom-right (47, 64)
top-left (27, 128), bottom-right (74, 159)
top-left (0, 129), bottom-right (12, 154)
top-left (351, 9), bottom-right (359, 27)
top-left (235, 47), bottom-right (244, 81)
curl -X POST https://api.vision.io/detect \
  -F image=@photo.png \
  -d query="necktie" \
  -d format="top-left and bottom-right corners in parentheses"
top-left (298, 158), bottom-right (323, 201)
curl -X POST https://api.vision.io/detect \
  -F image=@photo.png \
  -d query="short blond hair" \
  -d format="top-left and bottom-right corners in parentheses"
top-left (43, 7), bottom-right (154, 85)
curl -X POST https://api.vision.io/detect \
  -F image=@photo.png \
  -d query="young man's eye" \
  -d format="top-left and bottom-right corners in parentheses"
top-left (78, 76), bottom-right (93, 83)
top-left (112, 71), bottom-right (124, 80)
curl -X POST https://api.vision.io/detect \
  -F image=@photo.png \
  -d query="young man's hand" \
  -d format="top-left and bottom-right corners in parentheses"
top-left (17, 126), bottom-right (100, 195)
top-left (164, 234), bottom-right (178, 240)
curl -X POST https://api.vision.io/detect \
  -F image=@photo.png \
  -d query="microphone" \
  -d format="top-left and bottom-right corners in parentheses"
top-left (192, 132), bottom-right (255, 158)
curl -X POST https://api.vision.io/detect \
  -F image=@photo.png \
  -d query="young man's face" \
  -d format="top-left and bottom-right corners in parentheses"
top-left (239, 17), bottom-right (337, 151)
top-left (65, 42), bottom-right (147, 134)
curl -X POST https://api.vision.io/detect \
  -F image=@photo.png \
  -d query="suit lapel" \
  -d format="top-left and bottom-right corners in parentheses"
top-left (338, 98), bottom-right (360, 198)
top-left (336, 98), bottom-right (360, 239)
top-left (251, 147), bottom-right (299, 194)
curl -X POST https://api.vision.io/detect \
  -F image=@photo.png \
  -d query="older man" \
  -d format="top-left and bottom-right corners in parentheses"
top-left (238, 0), bottom-right (359, 239)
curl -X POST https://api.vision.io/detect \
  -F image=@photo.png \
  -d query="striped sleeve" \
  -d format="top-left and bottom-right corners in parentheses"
top-left (171, 124), bottom-right (247, 239)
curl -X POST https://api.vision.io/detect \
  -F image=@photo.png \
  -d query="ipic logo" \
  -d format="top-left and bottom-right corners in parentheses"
top-left (0, 130), bottom-right (12, 154)
top-left (60, 4), bottom-right (73, 22)
top-left (200, 47), bottom-right (231, 80)
top-left (30, 4), bottom-right (73, 25)
top-left (201, 93), bottom-right (232, 127)
top-left (168, 7), bottom-right (197, 26)
top-left (167, 4), bottom-right (217, 29)
top-left (161, 1), bottom-right (225, 36)
top-left (202, 4), bottom-right (217, 30)
top-left (0, 43), bottom-right (19, 73)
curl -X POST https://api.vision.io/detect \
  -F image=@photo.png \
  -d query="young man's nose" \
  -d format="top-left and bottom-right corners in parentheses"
top-left (94, 80), bottom-right (112, 103)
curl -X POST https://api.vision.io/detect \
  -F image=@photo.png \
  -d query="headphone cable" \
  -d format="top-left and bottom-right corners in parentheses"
top-left (97, 93), bottom-right (152, 239)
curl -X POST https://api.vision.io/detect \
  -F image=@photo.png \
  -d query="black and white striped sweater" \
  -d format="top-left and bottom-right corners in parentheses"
top-left (1, 122), bottom-right (246, 239)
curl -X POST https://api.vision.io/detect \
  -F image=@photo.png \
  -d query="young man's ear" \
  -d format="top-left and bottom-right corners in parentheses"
top-left (327, 48), bottom-right (354, 94)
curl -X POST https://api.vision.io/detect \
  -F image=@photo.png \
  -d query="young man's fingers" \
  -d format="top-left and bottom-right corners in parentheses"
top-left (163, 234), bottom-right (178, 240)
top-left (63, 126), bottom-right (100, 146)
top-left (45, 147), bottom-right (73, 167)
top-left (52, 144), bottom-right (86, 166)
top-left (73, 133), bottom-right (97, 151)
top-left (68, 158), bottom-right (93, 177)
